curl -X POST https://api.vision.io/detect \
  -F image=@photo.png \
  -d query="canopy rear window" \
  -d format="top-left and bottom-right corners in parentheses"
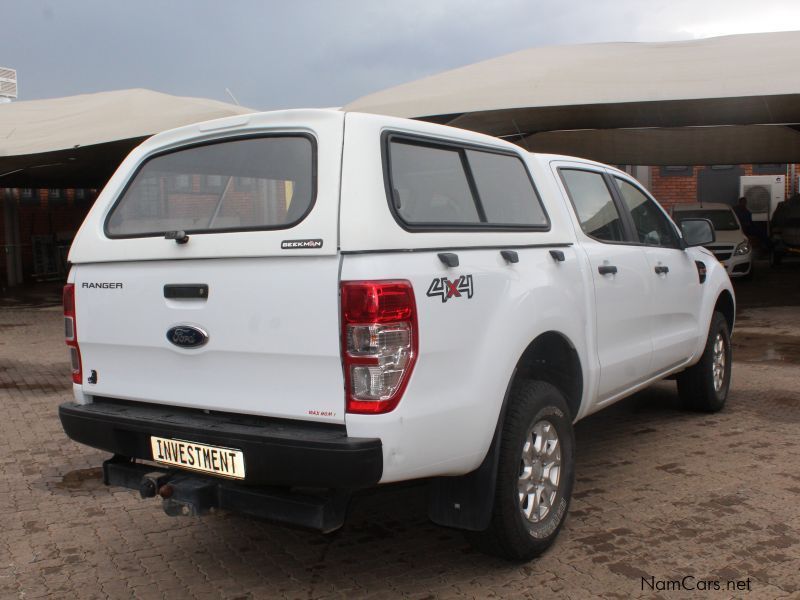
top-left (105, 135), bottom-right (315, 238)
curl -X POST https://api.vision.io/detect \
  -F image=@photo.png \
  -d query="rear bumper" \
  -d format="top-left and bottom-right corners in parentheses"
top-left (59, 399), bottom-right (382, 488)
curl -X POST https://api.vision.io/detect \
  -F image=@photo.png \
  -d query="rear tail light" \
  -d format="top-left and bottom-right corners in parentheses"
top-left (63, 284), bottom-right (83, 384)
top-left (340, 280), bottom-right (418, 414)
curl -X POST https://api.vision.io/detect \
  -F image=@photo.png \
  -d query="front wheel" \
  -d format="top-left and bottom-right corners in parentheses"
top-left (676, 311), bottom-right (732, 412)
top-left (467, 380), bottom-right (575, 561)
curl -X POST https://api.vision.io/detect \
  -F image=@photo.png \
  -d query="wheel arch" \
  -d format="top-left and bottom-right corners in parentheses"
top-left (513, 331), bottom-right (584, 421)
top-left (428, 330), bottom-right (583, 531)
top-left (714, 289), bottom-right (735, 333)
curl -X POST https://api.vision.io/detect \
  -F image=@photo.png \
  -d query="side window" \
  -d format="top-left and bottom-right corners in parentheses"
top-left (389, 141), bottom-right (480, 224)
top-left (386, 138), bottom-right (549, 229)
top-left (614, 178), bottom-right (680, 248)
top-left (465, 150), bottom-right (548, 226)
top-left (560, 169), bottom-right (627, 243)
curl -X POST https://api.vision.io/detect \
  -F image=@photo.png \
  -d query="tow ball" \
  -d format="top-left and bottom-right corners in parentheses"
top-left (139, 472), bottom-right (217, 517)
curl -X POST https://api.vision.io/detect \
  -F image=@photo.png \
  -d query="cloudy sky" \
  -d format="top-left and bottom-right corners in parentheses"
top-left (2, 0), bottom-right (799, 109)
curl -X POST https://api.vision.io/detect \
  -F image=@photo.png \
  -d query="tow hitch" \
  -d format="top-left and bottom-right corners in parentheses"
top-left (102, 455), bottom-right (351, 532)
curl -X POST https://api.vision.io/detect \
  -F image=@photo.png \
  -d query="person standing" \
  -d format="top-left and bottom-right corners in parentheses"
top-left (733, 197), bottom-right (754, 234)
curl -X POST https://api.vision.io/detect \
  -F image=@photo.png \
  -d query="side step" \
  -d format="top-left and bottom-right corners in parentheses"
top-left (103, 456), bottom-right (350, 533)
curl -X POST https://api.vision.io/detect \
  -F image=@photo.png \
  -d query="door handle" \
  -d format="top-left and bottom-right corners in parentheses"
top-left (598, 265), bottom-right (618, 275)
top-left (654, 265), bottom-right (669, 275)
top-left (437, 252), bottom-right (459, 268)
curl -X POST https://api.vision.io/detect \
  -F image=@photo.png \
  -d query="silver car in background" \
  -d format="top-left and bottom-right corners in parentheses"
top-left (672, 203), bottom-right (752, 278)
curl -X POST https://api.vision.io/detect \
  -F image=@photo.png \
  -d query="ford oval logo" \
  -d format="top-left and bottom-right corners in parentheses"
top-left (166, 325), bottom-right (208, 348)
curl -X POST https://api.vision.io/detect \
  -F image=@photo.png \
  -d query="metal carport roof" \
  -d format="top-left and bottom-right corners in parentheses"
top-left (344, 31), bottom-right (800, 165)
top-left (0, 89), bottom-right (253, 187)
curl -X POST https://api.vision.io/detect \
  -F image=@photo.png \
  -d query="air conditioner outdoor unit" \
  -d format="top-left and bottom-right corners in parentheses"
top-left (0, 67), bottom-right (17, 101)
top-left (740, 175), bottom-right (784, 222)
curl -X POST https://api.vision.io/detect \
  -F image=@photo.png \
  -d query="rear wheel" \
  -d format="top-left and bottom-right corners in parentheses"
top-left (677, 311), bottom-right (731, 412)
top-left (467, 380), bottom-right (575, 560)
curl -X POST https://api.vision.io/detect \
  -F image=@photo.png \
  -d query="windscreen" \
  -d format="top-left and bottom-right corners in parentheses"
top-left (106, 135), bottom-right (314, 237)
top-left (675, 209), bottom-right (739, 231)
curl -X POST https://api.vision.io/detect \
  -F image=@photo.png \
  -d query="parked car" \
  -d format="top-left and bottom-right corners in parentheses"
top-left (58, 109), bottom-right (734, 560)
top-left (672, 203), bottom-right (752, 278)
top-left (769, 194), bottom-right (800, 265)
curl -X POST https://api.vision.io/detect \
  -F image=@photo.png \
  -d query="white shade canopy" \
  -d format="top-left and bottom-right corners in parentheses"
top-left (345, 31), bottom-right (800, 165)
top-left (0, 88), bottom-right (253, 187)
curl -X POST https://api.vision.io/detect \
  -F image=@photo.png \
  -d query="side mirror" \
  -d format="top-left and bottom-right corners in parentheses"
top-left (680, 218), bottom-right (716, 247)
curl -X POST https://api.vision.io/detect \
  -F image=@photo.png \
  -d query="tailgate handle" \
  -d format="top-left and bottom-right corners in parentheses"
top-left (164, 284), bottom-right (209, 299)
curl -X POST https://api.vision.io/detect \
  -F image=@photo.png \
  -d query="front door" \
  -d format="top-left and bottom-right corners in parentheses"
top-left (611, 175), bottom-right (702, 373)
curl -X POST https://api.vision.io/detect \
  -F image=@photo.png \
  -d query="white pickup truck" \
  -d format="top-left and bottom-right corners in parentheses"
top-left (59, 109), bottom-right (734, 560)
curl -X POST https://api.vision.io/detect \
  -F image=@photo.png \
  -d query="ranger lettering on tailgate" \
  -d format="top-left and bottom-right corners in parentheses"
top-left (82, 282), bottom-right (123, 289)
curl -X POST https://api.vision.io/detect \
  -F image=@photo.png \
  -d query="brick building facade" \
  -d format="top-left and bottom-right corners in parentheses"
top-left (1, 188), bottom-right (97, 287)
top-left (649, 163), bottom-right (800, 211)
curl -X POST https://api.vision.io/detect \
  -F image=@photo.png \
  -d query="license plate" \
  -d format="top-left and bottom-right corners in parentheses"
top-left (150, 436), bottom-right (245, 479)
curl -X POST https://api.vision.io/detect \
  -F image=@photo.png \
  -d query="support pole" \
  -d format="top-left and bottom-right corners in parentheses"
top-left (2, 189), bottom-right (23, 288)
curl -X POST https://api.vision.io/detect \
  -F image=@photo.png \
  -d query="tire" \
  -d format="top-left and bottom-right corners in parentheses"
top-left (676, 311), bottom-right (731, 412)
top-left (467, 380), bottom-right (575, 561)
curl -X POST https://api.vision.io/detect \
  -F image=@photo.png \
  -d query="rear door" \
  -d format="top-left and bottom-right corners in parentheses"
top-left (71, 113), bottom-right (346, 423)
top-left (555, 166), bottom-right (653, 401)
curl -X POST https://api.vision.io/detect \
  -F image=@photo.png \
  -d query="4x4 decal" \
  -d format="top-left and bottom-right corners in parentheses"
top-left (426, 275), bottom-right (474, 303)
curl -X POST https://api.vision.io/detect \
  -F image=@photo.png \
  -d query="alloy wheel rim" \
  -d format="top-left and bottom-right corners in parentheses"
top-left (712, 333), bottom-right (726, 392)
top-left (518, 419), bottom-right (562, 525)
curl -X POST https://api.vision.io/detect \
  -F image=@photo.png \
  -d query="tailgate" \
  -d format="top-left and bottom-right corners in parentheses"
top-left (68, 111), bottom-right (345, 423)
top-left (74, 258), bottom-right (344, 423)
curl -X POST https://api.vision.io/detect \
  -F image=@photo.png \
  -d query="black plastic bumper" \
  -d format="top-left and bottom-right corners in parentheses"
top-left (59, 399), bottom-right (382, 488)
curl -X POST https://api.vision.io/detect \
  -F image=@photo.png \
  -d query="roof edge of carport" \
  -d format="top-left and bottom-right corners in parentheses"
top-left (344, 31), bottom-right (800, 121)
top-left (0, 137), bottom-right (149, 188)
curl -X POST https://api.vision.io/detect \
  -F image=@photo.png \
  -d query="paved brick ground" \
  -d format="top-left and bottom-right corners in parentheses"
top-left (1, 270), bottom-right (799, 599)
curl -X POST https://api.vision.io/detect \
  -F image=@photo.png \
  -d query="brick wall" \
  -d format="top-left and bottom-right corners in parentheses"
top-left (650, 164), bottom-right (800, 210)
top-left (649, 166), bottom-right (702, 211)
top-left (1, 188), bottom-right (96, 283)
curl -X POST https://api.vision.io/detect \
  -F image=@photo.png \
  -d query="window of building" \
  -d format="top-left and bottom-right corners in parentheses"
top-left (752, 164), bottom-right (787, 175)
top-left (660, 166), bottom-right (692, 177)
